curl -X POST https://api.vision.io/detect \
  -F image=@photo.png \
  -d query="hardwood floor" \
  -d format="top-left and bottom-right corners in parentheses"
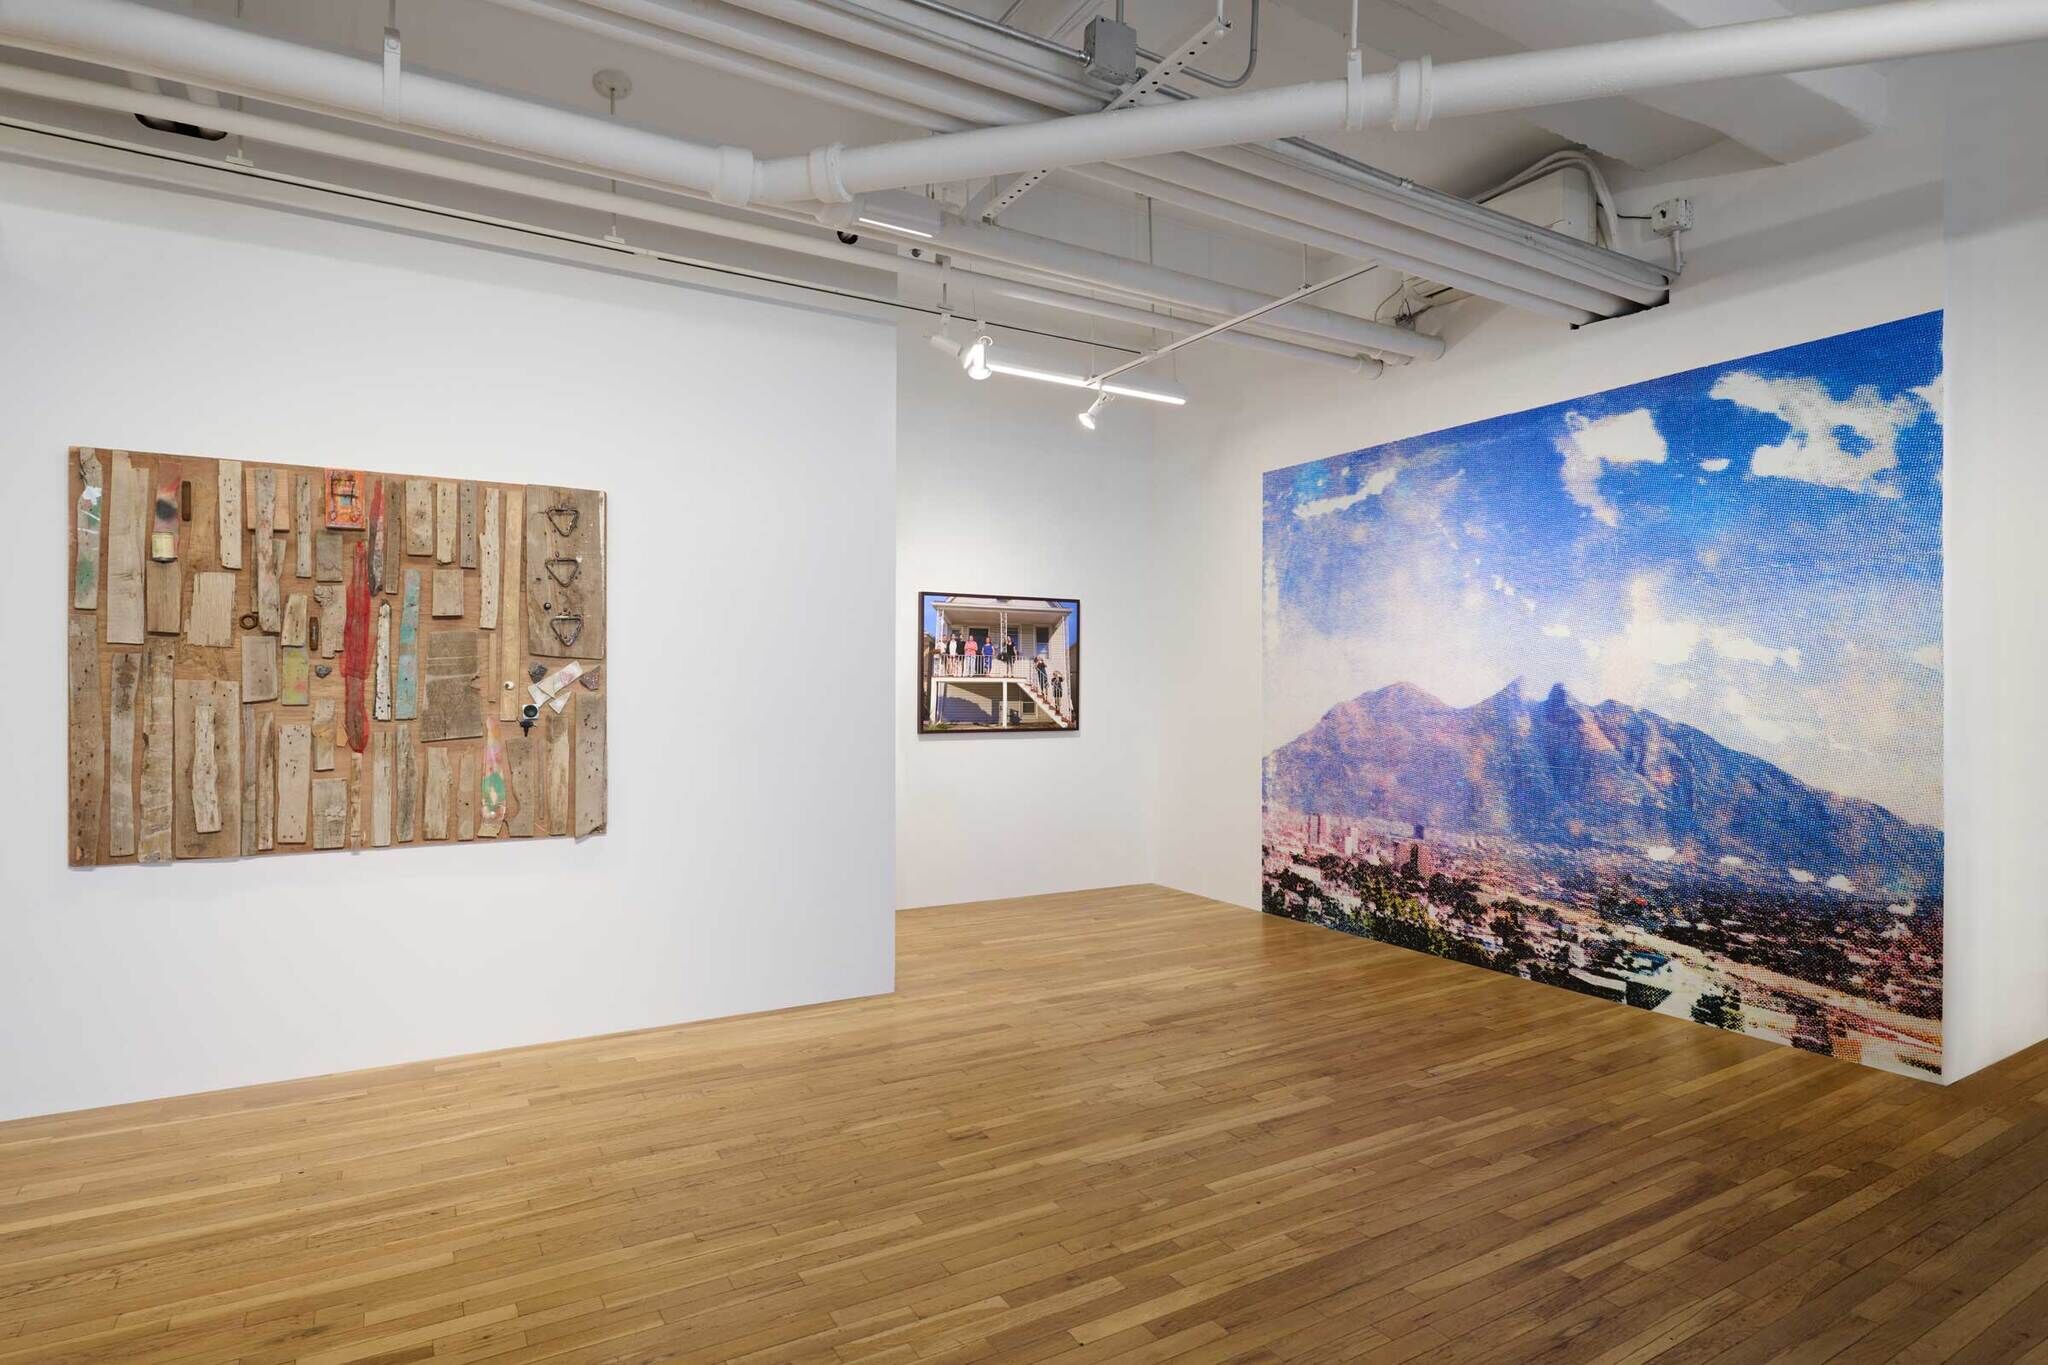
top-left (2, 885), bottom-right (2044, 1364)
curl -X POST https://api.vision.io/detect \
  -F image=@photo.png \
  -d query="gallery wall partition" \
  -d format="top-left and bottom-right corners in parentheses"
top-left (1, 161), bottom-right (896, 1122)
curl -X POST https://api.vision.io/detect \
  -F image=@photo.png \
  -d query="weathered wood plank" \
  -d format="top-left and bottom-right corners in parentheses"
top-left (138, 639), bottom-right (175, 864)
top-left (241, 636), bottom-right (280, 703)
top-left (216, 458), bottom-right (243, 569)
top-left (315, 529), bottom-right (344, 583)
top-left (459, 481), bottom-right (479, 568)
top-left (395, 723), bottom-right (419, 844)
top-left (346, 752), bottom-right (365, 849)
top-left (174, 679), bottom-right (239, 859)
top-left (456, 749), bottom-right (478, 842)
top-left (106, 452), bottom-right (148, 645)
top-left (324, 468), bottom-right (368, 530)
top-left (311, 778), bottom-right (346, 850)
top-left (144, 559), bottom-right (182, 635)
top-left (255, 709), bottom-right (276, 852)
top-left (373, 600), bottom-right (393, 722)
top-left (253, 469), bottom-right (280, 634)
top-left (431, 567), bottom-right (464, 618)
top-left (149, 461), bottom-right (181, 562)
top-left (524, 485), bottom-right (605, 660)
top-left (544, 705), bottom-right (572, 837)
top-left (395, 570), bottom-right (421, 720)
top-left (575, 694), bottom-right (606, 836)
top-left (423, 745), bottom-right (451, 840)
top-left (239, 704), bottom-right (259, 854)
top-left (313, 583), bottom-right (345, 659)
top-left (420, 630), bottom-right (485, 742)
top-left (497, 487), bottom-right (525, 719)
top-left (73, 448), bottom-right (104, 610)
top-left (276, 722), bottom-right (310, 845)
top-left (279, 647), bottom-right (310, 707)
top-left (295, 475), bottom-right (314, 579)
top-left (479, 487), bottom-right (502, 630)
top-left (404, 478), bottom-right (433, 557)
top-left (281, 593), bottom-right (308, 648)
top-left (478, 719), bottom-right (509, 839)
top-left (311, 698), bottom-right (336, 772)
top-left (505, 731), bottom-right (537, 838)
top-left (367, 479), bottom-right (387, 591)
top-left (67, 615), bottom-right (105, 865)
top-left (370, 728), bottom-right (393, 848)
top-left (106, 652), bottom-right (139, 859)
top-left (435, 480), bottom-right (457, 563)
top-left (185, 571), bottom-right (237, 648)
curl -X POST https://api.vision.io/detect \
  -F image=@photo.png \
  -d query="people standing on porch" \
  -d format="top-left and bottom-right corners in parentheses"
top-left (1035, 654), bottom-right (1048, 691)
top-left (1052, 672), bottom-right (1064, 711)
top-left (965, 635), bottom-right (979, 675)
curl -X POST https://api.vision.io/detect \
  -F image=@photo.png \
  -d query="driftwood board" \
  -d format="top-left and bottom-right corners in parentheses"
top-left (524, 485), bottom-right (606, 660)
top-left (66, 449), bottom-right (606, 866)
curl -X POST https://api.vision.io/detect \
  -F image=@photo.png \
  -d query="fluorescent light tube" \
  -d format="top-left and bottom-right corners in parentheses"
top-left (856, 216), bottom-right (935, 239)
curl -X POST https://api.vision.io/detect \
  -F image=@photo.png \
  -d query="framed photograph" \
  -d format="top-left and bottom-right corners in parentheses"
top-left (918, 593), bottom-right (1079, 734)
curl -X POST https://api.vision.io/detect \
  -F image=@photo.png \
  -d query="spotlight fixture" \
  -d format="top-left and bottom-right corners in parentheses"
top-left (961, 335), bottom-right (993, 381)
top-left (1078, 393), bottom-right (1110, 430)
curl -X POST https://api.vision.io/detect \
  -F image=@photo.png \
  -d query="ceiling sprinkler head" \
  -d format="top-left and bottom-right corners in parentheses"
top-left (592, 69), bottom-right (633, 103)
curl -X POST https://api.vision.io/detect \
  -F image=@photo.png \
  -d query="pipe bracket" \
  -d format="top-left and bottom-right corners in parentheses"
top-left (1391, 55), bottom-right (1433, 131)
top-left (806, 145), bottom-right (852, 205)
top-left (712, 145), bottom-right (757, 207)
top-left (1342, 49), bottom-right (1367, 131)
top-left (381, 25), bottom-right (401, 118)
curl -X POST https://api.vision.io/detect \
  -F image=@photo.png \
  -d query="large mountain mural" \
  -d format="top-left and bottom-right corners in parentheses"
top-left (1266, 679), bottom-right (1942, 898)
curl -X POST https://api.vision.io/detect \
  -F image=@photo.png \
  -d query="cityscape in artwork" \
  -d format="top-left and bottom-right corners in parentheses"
top-left (1261, 313), bottom-right (1946, 1077)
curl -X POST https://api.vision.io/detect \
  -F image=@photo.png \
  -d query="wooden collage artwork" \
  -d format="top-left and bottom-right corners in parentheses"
top-left (64, 448), bottom-right (608, 866)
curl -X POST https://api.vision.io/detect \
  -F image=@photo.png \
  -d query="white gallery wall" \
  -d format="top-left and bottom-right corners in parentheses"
top-left (0, 162), bottom-right (898, 1121)
top-left (895, 326), bottom-right (1159, 908)
top-left (1150, 49), bottom-right (2048, 1082)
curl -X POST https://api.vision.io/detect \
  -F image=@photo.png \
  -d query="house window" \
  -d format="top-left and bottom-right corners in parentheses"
top-left (1035, 626), bottom-right (1049, 652)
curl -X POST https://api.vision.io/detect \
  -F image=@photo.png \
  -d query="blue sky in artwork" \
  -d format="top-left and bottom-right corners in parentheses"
top-left (1262, 312), bottom-right (1945, 827)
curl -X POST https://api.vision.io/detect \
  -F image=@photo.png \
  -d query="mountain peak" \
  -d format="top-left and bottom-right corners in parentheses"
top-left (1544, 681), bottom-right (1573, 706)
top-left (1359, 681), bottom-right (1447, 710)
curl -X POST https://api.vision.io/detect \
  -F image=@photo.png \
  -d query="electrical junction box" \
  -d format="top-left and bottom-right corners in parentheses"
top-left (1084, 16), bottom-right (1139, 86)
top-left (1377, 165), bottom-right (1598, 317)
top-left (1479, 166), bottom-right (1598, 245)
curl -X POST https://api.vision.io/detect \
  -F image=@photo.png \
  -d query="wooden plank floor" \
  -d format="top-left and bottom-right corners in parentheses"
top-left (2, 886), bottom-right (2044, 1364)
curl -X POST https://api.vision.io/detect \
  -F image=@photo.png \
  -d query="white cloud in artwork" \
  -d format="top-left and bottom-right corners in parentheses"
top-left (1708, 370), bottom-right (1922, 497)
top-left (1718, 854), bottom-right (1746, 867)
top-left (1707, 627), bottom-right (1801, 671)
top-left (1555, 408), bottom-right (1667, 527)
top-left (1825, 874), bottom-right (1857, 893)
top-left (1665, 677), bottom-right (1696, 700)
top-left (1722, 687), bottom-right (1791, 745)
top-left (1699, 458), bottom-right (1731, 473)
top-left (1913, 371), bottom-right (1945, 425)
top-left (1542, 621), bottom-right (1573, 639)
top-left (1911, 642), bottom-right (1943, 670)
top-left (1788, 867), bottom-right (1816, 884)
top-left (1294, 458), bottom-right (1405, 519)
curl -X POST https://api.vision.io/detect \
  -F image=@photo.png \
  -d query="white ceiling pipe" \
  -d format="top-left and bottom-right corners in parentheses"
top-left (580, 0), bottom-right (1096, 113)
top-left (954, 266), bottom-right (1379, 373)
top-left (1204, 146), bottom-right (1669, 305)
top-left (475, 0), bottom-right (974, 130)
top-left (1094, 158), bottom-right (1632, 317)
top-left (920, 215), bottom-right (1444, 359)
top-left (752, 0), bottom-right (2048, 201)
top-left (1079, 164), bottom-right (1602, 323)
top-left (0, 62), bottom-right (1370, 375)
top-left (13, 0), bottom-right (1646, 319)
top-left (682, 0), bottom-right (1666, 300)
top-left (496, 0), bottom-right (1663, 319)
top-left (0, 0), bottom-right (749, 200)
top-left (489, 0), bottom-right (1052, 129)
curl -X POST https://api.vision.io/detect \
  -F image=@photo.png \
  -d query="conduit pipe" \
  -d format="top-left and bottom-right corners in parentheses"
top-left (483, 0), bottom-right (1661, 320)
top-left (747, 0), bottom-right (2048, 200)
top-left (1083, 162), bottom-right (1612, 322)
top-left (914, 214), bottom-right (1443, 359)
top-left (0, 62), bottom-right (1370, 372)
top-left (473, 0), bottom-right (977, 130)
